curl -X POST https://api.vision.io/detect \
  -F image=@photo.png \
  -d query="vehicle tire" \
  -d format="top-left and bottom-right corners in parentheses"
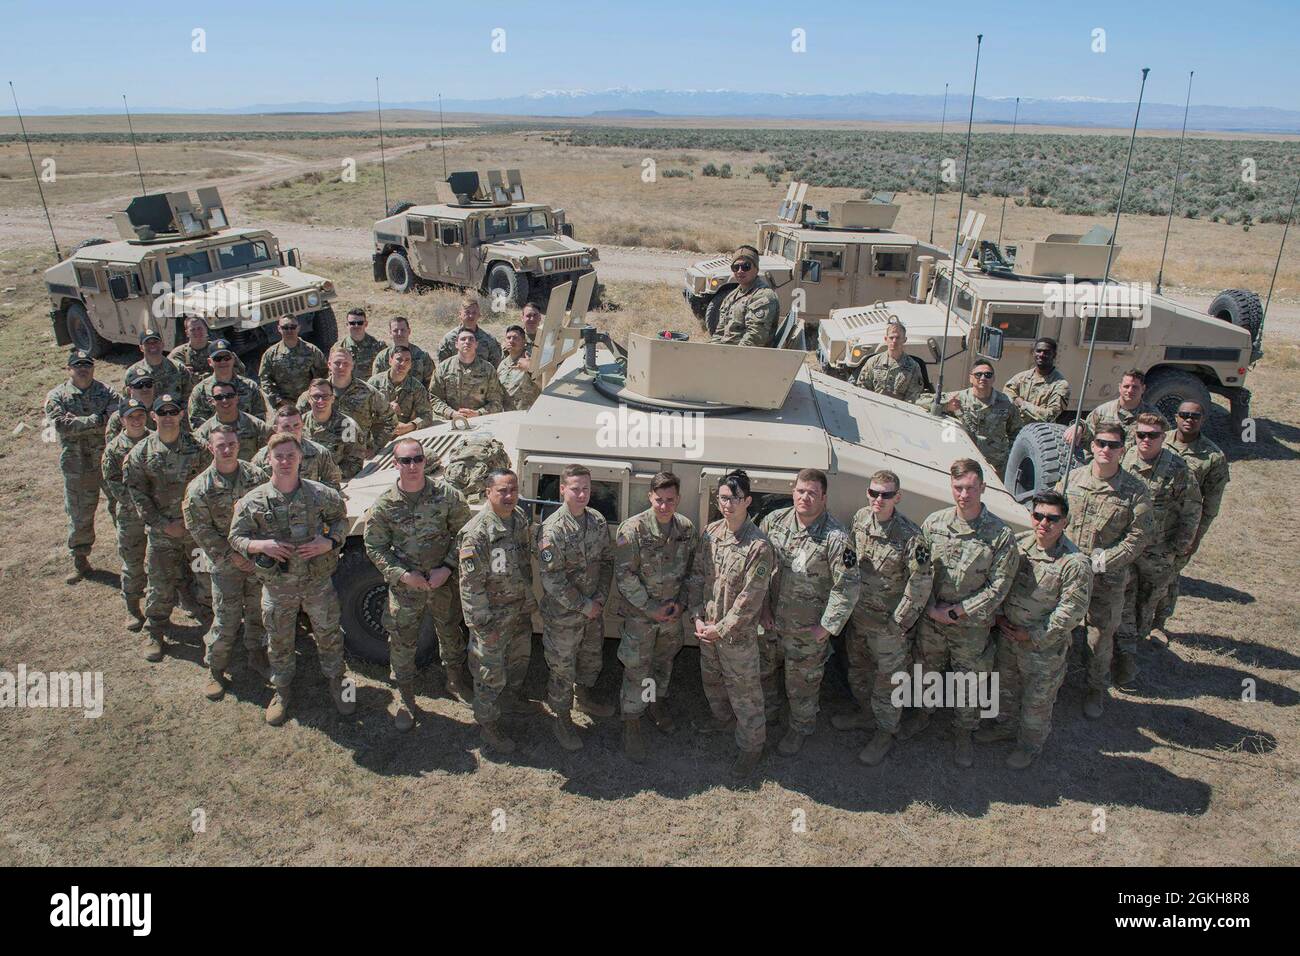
top-left (304, 305), bottom-right (338, 352)
top-left (385, 251), bottom-right (414, 294)
top-left (1144, 367), bottom-right (1212, 429)
top-left (64, 301), bottom-right (109, 358)
top-left (486, 262), bottom-right (529, 308)
top-left (71, 237), bottom-right (109, 255)
top-left (387, 201), bottom-right (415, 218)
top-left (334, 545), bottom-right (438, 667)
top-left (1207, 289), bottom-right (1263, 349)
top-left (1005, 422), bottom-right (1073, 502)
top-left (703, 286), bottom-right (734, 336)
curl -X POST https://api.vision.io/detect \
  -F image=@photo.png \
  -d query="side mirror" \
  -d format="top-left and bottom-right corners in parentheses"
top-left (800, 259), bottom-right (821, 282)
top-left (284, 248), bottom-right (301, 268)
top-left (979, 325), bottom-right (1005, 361)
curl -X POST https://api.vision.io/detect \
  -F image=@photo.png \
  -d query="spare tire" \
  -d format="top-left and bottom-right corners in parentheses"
top-left (334, 545), bottom-right (437, 666)
top-left (1208, 288), bottom-right (1263, 359)
top-left (1144, 367), bottom-right (1212, 430)
top-left (387, 200), bottom-right (415, 217)
top-left (1006, 422), bottom-right (1073, 502)
top-left (385, 251), bottom-right (414, 294)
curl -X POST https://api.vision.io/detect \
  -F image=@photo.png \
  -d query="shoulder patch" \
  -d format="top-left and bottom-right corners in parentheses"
top-left (842, 548), bottom-right (857, 569)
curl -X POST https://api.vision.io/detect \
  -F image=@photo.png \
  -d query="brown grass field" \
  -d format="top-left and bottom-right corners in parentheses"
top-left (0, 117), bottom-right (1297, 866)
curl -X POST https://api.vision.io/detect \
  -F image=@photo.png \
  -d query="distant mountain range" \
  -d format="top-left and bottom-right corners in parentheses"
top-left (26, 88), bottom-right (1300, 133)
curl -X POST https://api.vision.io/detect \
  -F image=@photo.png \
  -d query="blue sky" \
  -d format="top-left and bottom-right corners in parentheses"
top-left (3, 0), bottom-right (1297, 111)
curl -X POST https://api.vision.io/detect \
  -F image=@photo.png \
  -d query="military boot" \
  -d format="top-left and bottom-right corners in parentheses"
top-left (393, 686), bottom-right (416, 733)
top-left (831, 708), bottom-right (873, 731)
top-left (123, 596), bottom-right (145, 631)
top-left (329, 675), bottom-right (356, 716)
top-left (623, 717), bottom-right (647, 764)
top-left (729, 747), bottom-right (763, 782)
top-left (953, 729), bottom-right (975, 768)
top-left (444, 664), bottom-right (474, 704)
top-left (1083, 689), bottom-right (1105, 719)
top-left (265, 686), bottom-right (292, 726)
top-left (246, 646), bottom-right (272, 681)
top-left (574, 686), bottom-right (615, 718)
top-left (65, 554), bottom-right (91, 585)
top-left (647, 700), bottom-right (676, 734)
top-left (858, 730), bottom-right (894, 767)
top-left (142, 626), bottom-right (166, 663)
top-left (552, 712), bottom-right (583, 752)
top-left (974, 720), bottom-right (1018, 744)
top-left (1114, 651), bottom-right (1139, 689)
top-left (777, 727), bottom-right (810, 756)
top-left (479, 721), bottom-right (516, 755)
top-left (204, 667), bottom-right (227, 702)
top-left (1006, 745), bottom-right (1037, 770)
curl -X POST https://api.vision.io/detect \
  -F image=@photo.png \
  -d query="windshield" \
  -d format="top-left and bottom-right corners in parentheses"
top-left (216, 239), bottom-right (271, 272)
top-left (929, 271), bottom-right (973, 322)
top-left (165, 250), bottom-right (214, 285)
top-left (483, 210), bottom-right (550, 240)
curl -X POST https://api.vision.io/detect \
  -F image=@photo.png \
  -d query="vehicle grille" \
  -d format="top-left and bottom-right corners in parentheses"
top-left (259, 294), bottom-right (310, 321)
top-left (545, 254), bottom-right (584, 273)
top-left (837, 304), bottom-right (897, 331)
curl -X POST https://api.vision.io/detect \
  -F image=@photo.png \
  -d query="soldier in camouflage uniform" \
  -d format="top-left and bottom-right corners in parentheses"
top-left (124, 394), bottom-right (212, 661)
top-left (169, 316), bottom-right (245, 381)
top-left (251, 404), bottom-right (343, 491)
top-left (302, 379), bottom-right (365, 481)
top-left (188, 339), bottom-right (266, 428)
top-left (367, 344), bottom-right (432, 438)
top-left (338, 307), bottom-right (385, 379)
top-left (373, 316), bottom-right (435, 388)
top-left (690, 469), bottom-right (775, 782)
top-left (521, 303), bottom-right (543, 354)
top-left (835, 469), bottom-right (932, 766)
top-left (930, 360), bottom-right (1023, 480)
top-left (429, 330), bottom-right (506, 420)
top-left (364, 438), bottom-right (474, 730)
top-left (538, 464), bottom-right (616, 751)
top-left (976, 490), bottom-right (1092, 768)
top-left (127, 328), bottom-right (193, 408)
top-left (709, 246), bottom-right (780, 348)
top-left (613, 472), bottom-right (697, 762)
top-left (854, 321), bottom-right (926, 402)
top-left (437, 296), bottom-right (503, 368)
top-left (296, 347), bottom-right (394, 458)
top-left (498, 325), bottom-right (541, 412)
top-left (758, 469), bottom-right (861, 755)
top-left (101, 398), bottom-right (150, 629)
top-left (228, 433), bottom-right (355, 726)
top-left (104, 367), bottom-right (157, 444)
top-left (458, 469), bottom-right (538, 755)
top-left (182, 424), bottom-right (271, 700)
top-left (194, 378), bottom-right (272, 461)
top-left (1067, 369), bottom-right (1157, 452)
top-left (257, 317), bottom-right (328, 412)
top-left (1005, 338), bottom-right (1071, 424)
top-left (1115, 413), bottom-right (1200, 686)
top-left (45, 349), bottom-right (119, 582)
top-left (902, 459), bottom-right (1019, 768)
top-left (1055, 421), bottom-right (1153, 718)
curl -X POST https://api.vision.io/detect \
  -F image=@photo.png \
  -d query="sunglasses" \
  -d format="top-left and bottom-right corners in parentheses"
top-left (867, 488), bottom-right (898, 500)
top-left (213, 393), bottom-right (238, 402)
top-left (132, 380), bottom-right (155, 390)
top-left (279, 324), bottom-right (299, 331)
top-left (730, 262), bottom-right (753, 273)
top-left (212, 354), bottom-right (233, 362)
top-left (1031, 511), bottom-right (1064, 524)
top-left (972, 371), bottom-right (994, 380)
top-left (347, 320), bottom-right (366, 327)
top-left (1093, 438), bottom-right (1124, 450)
top-left (1135, 430), bottom-right (1163, 440)
top-left (395, 454), bottom-right (425, 465)
top-left (155, 409), bottom-right (181, 418)
top-left (1177, 411), bottom-right (1203, 420)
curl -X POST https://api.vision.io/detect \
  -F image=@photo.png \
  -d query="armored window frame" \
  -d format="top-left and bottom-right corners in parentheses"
top-left (806, 245), bottom-right (845, 275)
top-left (986, 306), bottom-right (1040, 340)
top-left (405, 217), bottom-right (429, 240)
top-left (75, 265), bottom-right (100, 292)
top-left (1081, 313), bottom-right (1135, 345)
top-left (437, 221), bottom-right (463, 246)
top-left (215, 240), bottom-right (270, 272)
top-left (165, 250), bottom-right (215, 286)
top-left (871, 246), bottom-right (911, 276)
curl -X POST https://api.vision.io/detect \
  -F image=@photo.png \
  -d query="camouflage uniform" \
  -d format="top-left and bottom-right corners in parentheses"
top-left (364, 479), bottom-right (472, 683)
top-left (1079, 398), bottom-right (1157, 450)
top-left (429, 355), bottom-right (506, 420)
top-left (905, 506), bottom-right (1019, 731)
top-left (690, 517), bottom-right (775, 752)
top-left (297, 376), bottom-right (394, 458)
top-left (257, 339), bottom-right (327, 411)
top-left (169, 341), bottom-right (245, 381)
top-left (538, 506), bottom-right (614, 716)
top-left (338, 332), bottom-right (385, 379)
top-left (195, 411), bottom-right (273, 461)
top-left (367, 370), bottom-right (433, 432)
top-left (44, 378), bottom-right (118, 557)
top-left (613, 508), bottom-right (697, 717)
top-left (709, 277), bottom-right (780, 348)
top-left (990, 532), bottom-right (1092, 752)
top-left (437, 326), bottom-right (503, 368)
top-left (228, 479), bottom-right (348, 689)
top-left (1156, 432), bottom-right (1230, 626)
top-left (303, 409), bottom-right (365, 481)
top-left (457, 506), bottom-right (537, 726)
top-left (126, 356), bottom-right (192, 407)
top-left (1056, 465), bottom-right (1153, 690)
top-left (101, 429), bottom-right (148, 604)
top-left (182, 461), bottom-right (268, 670)
top-left (498, 354), bottom-right (540, 411)
top-left (930, 388), bottom-right (1023, 478)
top-left (1004, 366), bottom-right (1071, 424)
top-left (374, 343), bottom-right (435, 388)
top-left (188, 373), bottom-right (267, 429)
top-left (854, 351), bottom-right (927, 403)
top-left (758, 508), bottom-right (861, 733)
top-left (251, 437), bottom-right (342, 490)
top-left (105, 406), bottom-right (157, 445)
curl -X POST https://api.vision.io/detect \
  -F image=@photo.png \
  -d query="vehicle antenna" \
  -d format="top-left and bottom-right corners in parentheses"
top-left (122, 93), bottom-right (147, 195)
top-left (8, 81), bottom-right (60, 260)
top-left (929, 82), bottom-right (950, 245)
top-left (438, 93), bottom-right (448, 180)
top-left (376, 77), bottom-right (390, 214)
top-left (1155, 71), bottom-right (1194, 294)
top-left (1261, 166), bottom-right (1299, 358)
top-left (995, 95), bottom-right (1019, 248)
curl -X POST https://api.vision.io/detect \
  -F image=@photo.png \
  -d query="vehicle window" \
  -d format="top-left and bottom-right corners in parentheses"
top-left (1084, 314), bottom-right (1134, 344)
top-left (165, 250), bottom-right (213, 285)
top-left (439, 222), bottom-right (462, 245)
top-left (75, 265), bottom-right (99, 291)
top-left (535, 475), bottom-right (620, 524)
top-left (873, 251), bottom-right (910, 274)
top-left (484, 216), bottom-right (512, 239)
top-left (931, 272), bottom-right (950, 306)
top-left (782, 237), bottom-right (797, 260)
top-left (766, 233), bottom-right (782, 254)
top-left (809, 248), bottom-right (844, 273)
top-left (989, 310), bottom-right (1039, 340)
top-left (527, 210), bottom-right (549, 231)
top-left (216, 240), bottom-right (270, 271)
top-left (955, 286), bottom-right (974, 320)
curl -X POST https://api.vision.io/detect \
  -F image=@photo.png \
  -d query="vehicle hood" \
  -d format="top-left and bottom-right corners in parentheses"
top-left (818, 300), bottom-right (969, 368)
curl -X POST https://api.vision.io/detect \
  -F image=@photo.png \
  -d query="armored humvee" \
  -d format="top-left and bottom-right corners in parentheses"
top-left (332, 273), bottom-right (1029, 666)
top-left (372, 169), bottom-right (598, 307)
top-left (683, 182), bottom-right (948, 339)
top-left (45, 188), bottom-right (339, 358)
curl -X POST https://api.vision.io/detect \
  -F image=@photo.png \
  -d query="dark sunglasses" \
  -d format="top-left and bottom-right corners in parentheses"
top-left (279, 324), bottom-right (299, 331)
top-left (972, 371), bottom-right (994, 380)
top-left (1135, 430), bottom-right (1163, 440)
top-left (867, 488), bottom-right (898, 500)
top-left (1177, 411), bottom-right (1203, 420)
top-left (395, 454), bottom-right (425, 465)
top-left (730, 262), bottom-right (753, 273)
top-left (1093, 438), bottom-right (1124, 450)
top-left (1031, 511), bottom-right (1064, 524)
top-left (132, 380), bottom-right (155, 390)
top-left (347, 320), bottom-right (366, 327)
top-left (212, 354), bottom-right (234, 362)
top-left (155, 409), bottom-right (181, 418)
top-left (213, 393), bottom-right (238, 402)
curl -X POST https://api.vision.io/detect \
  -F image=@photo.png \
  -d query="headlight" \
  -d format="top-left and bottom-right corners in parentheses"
top-left (543, 259), bottom-right (555, 273)
top-left (580, 255), bottom-right (591, 267)
top-left (306, 292), bottom-right (321, 307)
top-left (850, 346), bottom-right (865, 362)
top-left (708, 276), bottom-right (722, 289)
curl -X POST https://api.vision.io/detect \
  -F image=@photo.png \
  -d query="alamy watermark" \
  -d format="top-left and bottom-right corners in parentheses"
top-left (594, 404), bottom-right (705, 459)
top-left (0, 665), bottom-right (103, 718)
top-left (890, 663), bottom-right (999, 718)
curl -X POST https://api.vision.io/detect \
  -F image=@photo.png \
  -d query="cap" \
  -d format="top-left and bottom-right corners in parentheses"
top-left (152, 393), bottom-right (183, 414)
top-left (139, 328), bottom-right (163, 344)
top-left (731, 246), bottom-right (759, 269)
top-left (125, 367), bottom-right (156, 388)
top-left (122, 397), bottom-right (149, 416)
top-left (67, 349), bottom-right (95, 367)
top-left (209, 338), bottom-right (233, 357)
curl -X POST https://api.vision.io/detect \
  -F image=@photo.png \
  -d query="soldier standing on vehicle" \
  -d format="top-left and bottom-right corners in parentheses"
top-left (458, 469), bottom-right (538, 755)
top-left (46, 349), bottom-right (118, 583)
top-left (614, 472), bottom-right (697, 763)
top-left (104, 368), bottom-right (157, 444)
top-left (709, 246), bottom-right (780, 348)
top-left (429, 330), bottom-right (506, 421)
top-left (252, 404), bottom-right (343, 491)
top-left (690, 469), bottom-right (775, 782)
top-left (189, 339), bottom-right (266, 428)
top-left (1055, 421), bottom-right (1153, 718)
top-left (373, 316), bottom-right (435, 388)
top-left (854, 321), bottom-right (926, 402)
top-left (1066, 369), bottom-right (1156, 451)
top-left (229, 433), bottom-right (355, 726)
top-left (759, 469), bottom-right (860, 755)
top-left (368, 344), bottom-right (432, 438)
top-left (101, 398), bottom-right (150, 629)
top-left (258, 316), bottom-right (328, 412)
top-left (365, 437), bottom-right (474, 729)
top-left (194, 379), bottom-right (272, 461)
top-left (170, 315), bottom-right (245, 381)
top-left (296, 347), bottom-right (394, 458)
top-left (338, 307), bottom-right (385, 379)
top-left (438, 295), bottom-right (503, 367)
top-left (931, 360), bottom-right (1023, 480)
top-left (302, 379), bottom-right (365, 481)
top-left (498, 325), bottom-right (541, 412)
top-left (128, 328), bottom-right (193, 408)
top-left (1005, 337), bottom-right (1071, 424)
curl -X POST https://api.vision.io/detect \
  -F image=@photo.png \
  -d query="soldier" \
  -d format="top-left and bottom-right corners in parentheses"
top-left (296, 347), bottom-right (393, 457)
top-left (614, 472), bottom-right (697, 762)
top-left (1155, 400), bottom-right (1231, 630)
top-left (976, 490), bottom-right (1092, 769)
top-left (690, 469), bottom-right (775, 782)
top-left (228, 433), bottom-right (356, 726)
top-left (170, 315), bottom-right (245, 380)
top-left (1115, 413), bottom-right (1200, 685)
top-left (931, 360), bottom-right (1023, 480)
top-left (538, 464), bottom-right (616, 751)
top-left (373, 316), bottom-right (435, 388)
top-left (498, 325), bottom-right (540, 412)
top-left (1005, 337), bottom-right (1071, 424)
top-left (127, 328), bottom-right (193, 408)
top-left (302, 379), bottom-right (365, 481)
top-left (1066, 368), bottom-right (1156, 451)
top-left (124, 393), bottom-right (212, 661)
top-left (438, 295), bottom-right (503, 367)
top-left (521, 302), bottom-right (543, 353)
top-left (709, 246), bottom-right (780, 348)
top-left (188, 338), bottom-right (266, 428)
top-left (45, 349), bottom-right (118, 582)
top-left (194, 379), bottom-right (272, 461)
top-left (854, 321), bottom-right (926, 402)
top-left (101, 398), bottom-right (150, 629)
top-left (458, 469), bottom-right (538, 754)
top-left (251, 404), bottom-right (343, 491)
top-left (758, 469), bottom-right (860, 755)
top-left (182, 424), bottom-right (272, 700)
top-left (902, 458), bottom-right (1019, 768)
top-left (1055, 421), bottom-right (1153, 717)
top-left (368, 344), bottom-right (432, 438)
top-left (429, 330), bottom-right (506, 421)
top-left (104, 367), bottom-right (157, 444)
top-left (258, 315), bottom-right (328, 412)
top-left (338, 307), bottom-right (384, 379)
top-left (835, 470), bottom-right (931, 766)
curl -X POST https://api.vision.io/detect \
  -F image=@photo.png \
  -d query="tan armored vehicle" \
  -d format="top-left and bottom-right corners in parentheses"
top-left (45, 188), bottom-right (339, 357)
top-left (817, 214), bottom-right (1260, 497)
top-left (372, 169), bottom-right (598, 307)
top-left (683, 182), bottom-right (947, 342)
top-left (332, 273), bottom-right (1030, 665)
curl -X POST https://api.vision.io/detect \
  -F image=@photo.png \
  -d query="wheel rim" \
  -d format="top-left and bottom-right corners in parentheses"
top-left (388, 257), bottom-right (408, 288)
top-left (357, 582), bottom-right (388, 641)
top-left (69, 311), bottom-right (92, 352)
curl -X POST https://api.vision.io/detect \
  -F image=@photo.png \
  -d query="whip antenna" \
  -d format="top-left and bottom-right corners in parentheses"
top-left (1155, 71), bottom-right (1194, 294)
top-left (8, 81), bottom-right (60, 260)
top-left (929, 82), bottom-right (949, 245)
top-left (996, 95), bottom-right (1019, 248)
top-left (123, 93), bottom-right (146, 195)
top-left (376, 77), bottom-right (389, 214)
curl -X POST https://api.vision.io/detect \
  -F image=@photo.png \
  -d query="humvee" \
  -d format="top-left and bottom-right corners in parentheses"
top-left (45, 188), bottom-right (339, 358)
top-left (332, 273), bottom-right (1029, 666)
top-left (682, 182), bottom-right (948, 339)
top-left (372, 169), bottom-right (598, 307)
